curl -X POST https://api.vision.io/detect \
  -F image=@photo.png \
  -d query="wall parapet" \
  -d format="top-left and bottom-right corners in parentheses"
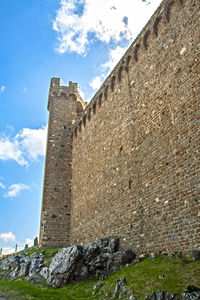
top-left (72, 0), bottom-right (184, 138)
top-left (48, 79), bottom-right (78, 111)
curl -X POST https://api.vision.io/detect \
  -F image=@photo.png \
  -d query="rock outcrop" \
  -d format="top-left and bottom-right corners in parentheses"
top-left (0, 236), bottom-right (135, 287)
top-left (0, 237), bottom-right (199, 299)
top-left (46, 236), bottom-right (135, 287)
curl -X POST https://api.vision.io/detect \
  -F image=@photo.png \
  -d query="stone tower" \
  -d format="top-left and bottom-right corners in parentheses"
top-left (39, 78), bottom-right (85, 247)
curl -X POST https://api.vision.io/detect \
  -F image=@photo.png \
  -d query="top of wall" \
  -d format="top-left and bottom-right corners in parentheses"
top-left (47, 78), bottom-right (78, 111)
top-left (71, 0), bottom-right (184, 137)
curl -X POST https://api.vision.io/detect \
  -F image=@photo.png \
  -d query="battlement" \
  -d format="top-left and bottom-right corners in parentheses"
top-left (50, 78), bottom-right (78, 91)
top-left (72, 0), bottom-right (185, 137)
top-left (47, 78), bottom-right (78, 111)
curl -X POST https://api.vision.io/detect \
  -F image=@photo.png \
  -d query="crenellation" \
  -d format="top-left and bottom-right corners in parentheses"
top-left (125, 55), bottom-right (132, 72)
top-left (40, 0), bottom-right (199, 254)
top-left (153, 16), bottom-right (163, 37)
top-left (165, 0), bottom-right (177, 23)
top-left (117, 65), bottom-right (124, 82)
top-left (133, 44), bottom-right (141, 62)
top-left (104, 85), bottom-right (109, 100)
top-left (110, 75), bottom-right (116, 92)
top-left (143, 30), bottom-right (151, 50)
top-left (50, 77), bottom-right (60, 88)
top-left (98, 94), bottom-right (102, 108)
top-left (92, 102), bottom-right (96, 114)
top-left (71, 0), bottom-right (173, 132)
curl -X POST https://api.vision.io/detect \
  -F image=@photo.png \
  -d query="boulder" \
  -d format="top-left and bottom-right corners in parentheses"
top-left (9, 255), bottom-right (20, 271)
top-left (39, 267), bottom-right (49, 280)
top-left (47, 245), bottom-right (83, 287)
top-left (122, 250), bottom-right (136, 265)
top-left (0, 255), bottom-right (20, 271)
top-left (75, 264), bottom-right (89, 281)
top-left (129, 293), bottom-right (137, 300)
top-left (0, 236), bottom-right (125, 287)
top-left (0, 272), bottom-right (9, 280)
top-left (9, 268), bottom-right (18, 279)
top-left (29, 255), bottom-right (44, 278)
top-left (88, 252), bottom-right (110, 274)
top-left (0, 258), bottom-right (10, 271)
top-left (83, 242), bottom-right (101, 265)
top-left (93, 282), bottom-right (105, 290)
top-left (19, 252), bottom-right (27, 259)
top-left (107, 250), bottom-right (125, 273)
top-left (83, 236), bottom-right (119, 265)
top-left (45, 237), bottom-right (123, 287)
top-left (182, 285), bottom-right (200, 300)
top-left (192, 250), bottom-right (200, 260)
top-left (95, 236), bottom-right (119, 253)
top-left (145, 290), bottom-right (165, 300)
top-left (18, 257), bottom-right (31, 277)
top-left (112, 277), bottom-right (127, 299)
top-left (165, 292), bottom-right (178, 299)
top-left (30, 252), bottom-right (39, 260)
top-left (145, 290), bottom-right (178, 299)
top-left (27, 274), bottom-right (43, 283)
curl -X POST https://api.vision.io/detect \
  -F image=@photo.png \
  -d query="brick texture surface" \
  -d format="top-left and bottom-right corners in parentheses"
top-left (39, 79), bottom-right (85, 247)
top-left (40, 0), bottom-right (200, 254)
top-left (71, 0), bottom-right (200, 254)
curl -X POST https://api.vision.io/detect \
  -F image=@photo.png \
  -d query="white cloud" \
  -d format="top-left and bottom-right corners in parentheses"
top-left (60, 78), bottom-right (67, 86)
top-left (25, 238), bottom-right (34, 247)
top-left (0, 126), bottom-right (47, 166)
top-left (0, 182), bottom-right (6, 189)
top-left (4, 183), bottom-right (30, 198)
top-left (2, 247), bottom-right (15, 255)
top-left (89, 76), bottom-right (103, 91)
top-left (0, 86), bottom-right (5, 93)
top-left (0, 231), bottom-right (16, 243)
top-left (53, 0), bottom-right (162, 55)
top-left (16, 126), bottom-right (47, 160)
top-left (89, 46), bottom-right (127, 91)
top-left (0, 137), bottom-right (27, 166)
top-left (102, 46), bottom-right (127, 73)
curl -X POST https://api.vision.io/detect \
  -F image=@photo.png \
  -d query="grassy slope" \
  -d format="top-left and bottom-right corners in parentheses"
top-left (0, 255), bottom-right (199, 299)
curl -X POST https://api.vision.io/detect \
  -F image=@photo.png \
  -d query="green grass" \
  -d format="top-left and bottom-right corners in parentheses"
top-left (0, 278), bottom-right (97, 299)
top-left (17, 247), bottom-right (60, 256)
top-left (100, 255), bottom-right (200, 298)
top-left (0, 255), bottom-right (199, 299)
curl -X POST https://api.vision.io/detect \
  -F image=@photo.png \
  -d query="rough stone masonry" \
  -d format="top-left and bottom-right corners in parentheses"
top-left (39, 0), bottom-right (200, 254)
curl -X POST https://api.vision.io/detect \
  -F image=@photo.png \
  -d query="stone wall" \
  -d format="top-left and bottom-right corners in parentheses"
top-left (71, 0), bottom-right (199, 254)
top-left (39, 79), bottom-right (85, 247)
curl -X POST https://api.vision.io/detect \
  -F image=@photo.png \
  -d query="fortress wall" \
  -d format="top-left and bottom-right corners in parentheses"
top-left (71, 0), bottom-right (199, 253)
top-left (40, 80), bottom-right (78, 247)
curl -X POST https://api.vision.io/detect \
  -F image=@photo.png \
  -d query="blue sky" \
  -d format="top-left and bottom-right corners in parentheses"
top-left (0, 0), bottom-right (162, 254)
